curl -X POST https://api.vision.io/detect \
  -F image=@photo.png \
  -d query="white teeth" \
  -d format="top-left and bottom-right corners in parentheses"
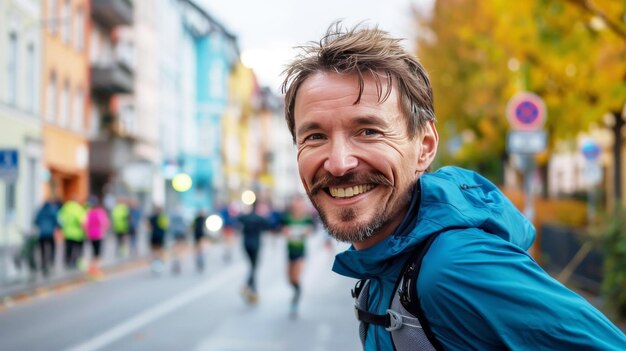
top-left (345, 187), bottom-right (354, 197)
top-left (329, 185), bottom-right (374, 198)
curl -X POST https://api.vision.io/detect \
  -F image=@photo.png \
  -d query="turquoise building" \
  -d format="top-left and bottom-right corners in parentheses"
top-left (165, 0), bottom-right (239, 217)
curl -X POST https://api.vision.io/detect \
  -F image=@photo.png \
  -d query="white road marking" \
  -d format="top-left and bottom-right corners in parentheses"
top-left (66, 262), bottom-right (246, 351)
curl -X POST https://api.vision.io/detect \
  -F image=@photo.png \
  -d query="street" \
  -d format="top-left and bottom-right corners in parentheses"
top-left (0, 235), bottom-right (360, 351)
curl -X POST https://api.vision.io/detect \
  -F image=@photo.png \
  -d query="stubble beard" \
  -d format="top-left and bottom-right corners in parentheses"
top-left (313, 201), bottom-right (390, 243)
top-left (306, 171), bottom-right (394, 243)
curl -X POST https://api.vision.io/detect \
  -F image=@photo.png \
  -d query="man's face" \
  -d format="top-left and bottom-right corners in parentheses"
top-left (294, 71), bottom-right (437, 249)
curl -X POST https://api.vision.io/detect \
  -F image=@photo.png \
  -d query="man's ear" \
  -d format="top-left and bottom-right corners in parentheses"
top-left (416, 121), bottom-right (439, 172)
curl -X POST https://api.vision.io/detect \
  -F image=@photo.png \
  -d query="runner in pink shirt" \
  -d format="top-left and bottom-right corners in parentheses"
top-left (84, 197), bottom-right (110, 279)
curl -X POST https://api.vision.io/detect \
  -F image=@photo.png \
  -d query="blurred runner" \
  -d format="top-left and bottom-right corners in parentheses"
top-left (281, 194), bottom-right (315, 318)
top-left (219, 201), bottom-right (238, 263)
top-left (83, 197), bottom-right (110, 280)
top-left (236, 202), bottom-right (273, 304)
top-left (127, 197), bottom-right (142, 256)
top-left (111, 198), bottom-right (130, 258)
top-left (58, 195), bottom-right (87, 270)
top-left (169, 206), bottom-right (188, 275)
top-left (33, 196), bottom-right (61, 276)
top-left (148, 206), bottom-right (168, 275)
top-left (192, 209), bottom-right (208, 273)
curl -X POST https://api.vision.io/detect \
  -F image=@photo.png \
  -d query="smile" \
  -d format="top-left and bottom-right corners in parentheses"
top-left (328, 184), bottom-right (375, 198)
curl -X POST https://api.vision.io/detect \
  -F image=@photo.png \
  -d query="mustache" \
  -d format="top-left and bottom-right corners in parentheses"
top-left (310, 171), bottom-right (392, 195)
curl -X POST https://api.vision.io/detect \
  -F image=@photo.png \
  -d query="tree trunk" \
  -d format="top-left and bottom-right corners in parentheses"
top-left (613, 110), bottom-right (624, 210)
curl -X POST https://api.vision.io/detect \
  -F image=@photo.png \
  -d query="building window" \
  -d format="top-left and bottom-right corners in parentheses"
top-left (210, 32), bottom-right (221, 51)
top-left (119, 102), bottom-right (135, 135)
top-left (46, 72), bottom-right (57, 122)
top-left (49, 0), bottom-right (58, 35)
top-left (7, 31), bottom-right (18, 105)
top-left (73, 88), bottom-right (84, 131)
top-left (26, 43), bottom-right (36, 112)
top-left (59, 81), bottom-right (70, 127)
top-left (61, 0), bottom-right (71, 44)
top-left (210, 60), bottom-right (224, 98)
top-left (90, 106), bottom-right (100, 137)
top-left (75, 7), bottom-right (84, 51)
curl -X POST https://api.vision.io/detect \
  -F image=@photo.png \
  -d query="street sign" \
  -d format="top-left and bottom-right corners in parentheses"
top-left (0, 149), bottom-right (19, 181)
top-left (583, 162), bottom-right (603, 185)
top-left (506, 92), bottom-right (547, 131)
top-left (581, 139), bottom-right (601, 161)
top-left (507, 130), bottom-right (547, 154)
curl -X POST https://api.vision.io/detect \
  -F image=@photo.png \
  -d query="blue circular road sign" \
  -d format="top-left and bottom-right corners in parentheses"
top-left (506, 92), bottom-right (547, 131)
top-left (581, 140), bottom-right (601, 161)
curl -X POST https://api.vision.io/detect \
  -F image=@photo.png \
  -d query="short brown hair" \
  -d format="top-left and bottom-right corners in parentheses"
top-left (281, 21), bottom-right (435, 143)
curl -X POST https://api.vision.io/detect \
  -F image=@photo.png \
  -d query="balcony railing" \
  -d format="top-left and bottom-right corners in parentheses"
top-left (89, 136), bottom-right (134, 173)
top-left (91, 0), bottom-right (133, 29)
top-left (91, 62), bottom-right (133, 94)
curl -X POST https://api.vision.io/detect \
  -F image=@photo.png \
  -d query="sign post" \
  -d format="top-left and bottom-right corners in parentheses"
top-left (580, 139), bottom-right (602, 222)
top-left (506, 92), bottom-right (547, 222)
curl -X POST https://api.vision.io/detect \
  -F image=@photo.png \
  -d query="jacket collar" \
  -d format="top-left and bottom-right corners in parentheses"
top-left (332, 181), bottom-right (422, 279)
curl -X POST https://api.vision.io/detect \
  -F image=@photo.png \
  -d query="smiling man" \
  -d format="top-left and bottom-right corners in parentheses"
top-left (294, 70), bottom-right (437, 250)
top-left (281, 22), bottom-right (626, 351)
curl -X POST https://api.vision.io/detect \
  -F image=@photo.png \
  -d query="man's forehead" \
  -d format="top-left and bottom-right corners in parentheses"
top-left (295, 71), bottom-right (399, 110)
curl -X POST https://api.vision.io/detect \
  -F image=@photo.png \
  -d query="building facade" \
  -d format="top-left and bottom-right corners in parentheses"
top-left (41, 0), bottom-right (90, 202)
top-left (157, 0), bottom-right (239, 217)
top-left (0, 0), bottom-right (44, 278)
top-left (88, 0), bottom-right (135, 205)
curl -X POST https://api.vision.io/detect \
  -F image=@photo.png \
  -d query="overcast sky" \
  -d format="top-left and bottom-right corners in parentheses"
top-left (200, 0), bottom-right (434, 93)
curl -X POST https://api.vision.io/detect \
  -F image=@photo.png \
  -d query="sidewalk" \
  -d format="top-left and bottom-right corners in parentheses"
top-left (0, 233), bottom-right (149, 304)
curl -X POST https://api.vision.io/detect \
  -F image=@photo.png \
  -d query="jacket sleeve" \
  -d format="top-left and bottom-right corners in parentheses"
top-left (419, 228), bottom-right (626, 351)
top-left (34, 208), bottom-right (43, 227)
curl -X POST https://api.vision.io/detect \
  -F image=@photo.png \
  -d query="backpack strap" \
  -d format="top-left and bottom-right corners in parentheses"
top-left (397, 232), bottom-right (445, 350)
top-left (352, 279), bottom-right (370, 346)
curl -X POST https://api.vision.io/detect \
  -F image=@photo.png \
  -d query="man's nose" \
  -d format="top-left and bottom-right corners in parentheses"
top-left (323, 139), bottom-right (358, 177)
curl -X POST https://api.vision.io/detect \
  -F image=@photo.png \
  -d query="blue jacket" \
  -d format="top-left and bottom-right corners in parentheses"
top-left (34, 201), bottom-right (60, 238)
top-left (333, 166), bottom-right (626, 350)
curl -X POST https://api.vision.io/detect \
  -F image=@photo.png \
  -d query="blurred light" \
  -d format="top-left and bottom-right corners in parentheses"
top-left (589, 16), bottom-right (606, 31)
top-left (507, 58), bottom-right (520, 72)
top-left (565, 64), bottom-right (577, 77)
top-left (446, 136), bottom-right (462, 155)
top-left (240, 50), bottom-right (255, 69)
top-left (603, 112), bottom-right (616, 127)
top-left (241, 190), bottom-right (256, 205)
top-left (461, 129), bottom-right (476, 143)
top-left (172, 173), bottom-right (192, 192)
top-left (205, 214), bottom-right (224, 232)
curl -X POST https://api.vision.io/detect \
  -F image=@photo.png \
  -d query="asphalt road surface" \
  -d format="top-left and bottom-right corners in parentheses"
top-left (0, 234), bottom-right (361, 351)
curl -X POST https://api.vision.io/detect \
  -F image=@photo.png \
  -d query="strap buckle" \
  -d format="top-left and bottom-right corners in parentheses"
top-left (385, 309), bottom-right (403, 331)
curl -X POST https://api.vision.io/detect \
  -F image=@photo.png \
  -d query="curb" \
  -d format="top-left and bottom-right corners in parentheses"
top-left (0, 256), bottom-right (150, 308)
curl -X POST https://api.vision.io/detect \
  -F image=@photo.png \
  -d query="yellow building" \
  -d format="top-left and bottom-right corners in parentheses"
top-left (41, 0), bottom-right (90, 201)
top-left (222, 61), bottom-right (259, 201)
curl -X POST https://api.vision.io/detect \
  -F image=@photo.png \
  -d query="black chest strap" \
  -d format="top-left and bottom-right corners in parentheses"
top-left (352, 232), bottom-right (445, 349)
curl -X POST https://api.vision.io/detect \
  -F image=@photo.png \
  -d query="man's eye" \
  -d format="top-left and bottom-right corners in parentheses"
top-left (305, 133), bottom-right (324, 141)
top-left (363, 129), bottom-right (380, 136)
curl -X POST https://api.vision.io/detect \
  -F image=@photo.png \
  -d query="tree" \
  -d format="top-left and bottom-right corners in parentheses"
top-left (415, 0), bottom-right (626, 189)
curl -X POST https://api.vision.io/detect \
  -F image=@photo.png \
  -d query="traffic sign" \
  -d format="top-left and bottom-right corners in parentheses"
top-left (583, 162), bottom-right (603, 185)
top-left (507, 130), bottom-right (547, 154)
top-left (581, 139), bottom-right (601, 161)
top-left (0, 149), bottom-right (19, 181)
top-left (506, 92), bottom-right (547, 131)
